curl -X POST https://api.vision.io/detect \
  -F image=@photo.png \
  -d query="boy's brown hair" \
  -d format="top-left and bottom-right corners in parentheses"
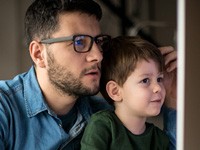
top-left (100, 36), bottom-right (165, 104)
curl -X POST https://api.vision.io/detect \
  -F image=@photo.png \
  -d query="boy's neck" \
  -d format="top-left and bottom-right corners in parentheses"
top-left (115, 109), bottom-right (146, 135)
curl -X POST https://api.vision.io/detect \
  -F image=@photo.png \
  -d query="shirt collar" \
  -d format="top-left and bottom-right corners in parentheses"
top-left (24, 66), bottom-right (48, 117)
top-left (23, 66), bottom-right (94, 119)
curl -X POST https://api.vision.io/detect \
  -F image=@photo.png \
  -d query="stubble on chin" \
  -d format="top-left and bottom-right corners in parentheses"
top-left (46, 50), bottom-right (100, 97)
top-left (48, 63), bottom-right (99, 96)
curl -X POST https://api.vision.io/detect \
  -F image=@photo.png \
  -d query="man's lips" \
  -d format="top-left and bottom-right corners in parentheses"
top-left (84, 69), bottom-right (100, 76)
top-left (82, 64), bottom-right (101, 79)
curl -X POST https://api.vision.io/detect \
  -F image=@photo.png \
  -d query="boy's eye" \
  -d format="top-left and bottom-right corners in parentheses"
top-left (141, 78), bottom-right (149, 84)
top-left (157, 77), bottom-right (163, 82)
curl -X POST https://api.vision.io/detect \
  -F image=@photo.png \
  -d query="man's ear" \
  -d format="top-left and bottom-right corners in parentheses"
top-left (106, 81), bottom-right (122, 102)
top-left (29, 41), bottom-right (46, 68)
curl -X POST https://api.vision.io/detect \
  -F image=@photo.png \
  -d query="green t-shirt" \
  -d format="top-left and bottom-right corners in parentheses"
top-left (81, 110), bottom-right (169, 150)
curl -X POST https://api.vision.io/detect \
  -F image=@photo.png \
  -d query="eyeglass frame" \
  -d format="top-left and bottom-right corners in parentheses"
top-left (40, 34), bottom-right (111, 53)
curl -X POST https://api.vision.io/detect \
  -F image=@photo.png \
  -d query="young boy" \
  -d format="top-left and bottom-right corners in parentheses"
top-left (81, 36), bottom-right (169, 149)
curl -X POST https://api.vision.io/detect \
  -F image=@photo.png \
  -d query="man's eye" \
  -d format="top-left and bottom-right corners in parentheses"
top-left (75, 39), bottom-right (84, 46)
top-left (95, 39), bottom-right (103, 45)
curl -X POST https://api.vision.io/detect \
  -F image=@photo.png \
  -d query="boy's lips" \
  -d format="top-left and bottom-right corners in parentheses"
top-left (151, 99), bottom-right (162, 102)
top-left (151, 95), bottom-right (163, 102)
top-left (151, 96), bottom-right (163, 103)
top-left (150, 98), bottom-right (164, 107)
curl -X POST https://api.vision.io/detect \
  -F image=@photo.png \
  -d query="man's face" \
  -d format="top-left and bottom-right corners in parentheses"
top-left (45, 12), bottom-right (103, 97)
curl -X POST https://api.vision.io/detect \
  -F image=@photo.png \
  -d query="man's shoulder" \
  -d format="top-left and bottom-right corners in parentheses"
top-left (0, 68), bottom-right (33, 93)
top-left (0, 66), bottom-right (36, 91)
top-left (0, 67), bottom-right (38, 110)
top-left (0, 74), bottom-right (25, 97)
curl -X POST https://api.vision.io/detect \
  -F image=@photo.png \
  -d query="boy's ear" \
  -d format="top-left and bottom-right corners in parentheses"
top-left (29, 40), bottom-right (46, 68)
top-left (106, 81), bottom-right (122, 102)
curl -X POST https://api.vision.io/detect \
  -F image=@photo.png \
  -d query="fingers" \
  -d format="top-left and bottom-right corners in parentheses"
top-left (164, 50), bottom-right (177, 65)
top-left (166, 60), bottom-right (177, 72)
top-left (159, 46), bottom-right (177, 72)
top-left (159, 46), bottom-right (177, 109)
top-left (159, 46), bottom-right (175, 55)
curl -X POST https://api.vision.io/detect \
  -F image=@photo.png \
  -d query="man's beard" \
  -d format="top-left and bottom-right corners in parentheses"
top-left (46, 50), bottom-right (100, 97)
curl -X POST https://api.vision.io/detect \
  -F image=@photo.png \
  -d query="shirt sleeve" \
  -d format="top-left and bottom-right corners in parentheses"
top-left (0, 139), bottom-right (5, 150)
top-left (162, 106), bottom-right (177, 150)
top-left (81, 113), bottom-right (111, 150)
top-left (0, 103), bottom-right (7, 150)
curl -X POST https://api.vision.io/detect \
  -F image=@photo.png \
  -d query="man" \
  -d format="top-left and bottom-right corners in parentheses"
top-left (0, 0), bottom-right (177, 149)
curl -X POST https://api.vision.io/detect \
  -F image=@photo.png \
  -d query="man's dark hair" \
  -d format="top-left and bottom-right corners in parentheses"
top-left (24, 0), bottom-right (102, 48)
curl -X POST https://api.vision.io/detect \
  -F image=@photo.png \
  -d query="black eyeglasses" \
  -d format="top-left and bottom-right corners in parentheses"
top-left (40, 34), bottom-right (111, 53)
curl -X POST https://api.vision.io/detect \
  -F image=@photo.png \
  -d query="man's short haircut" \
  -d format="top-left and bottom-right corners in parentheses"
top-left (24, 0), bottom-right (102, 48)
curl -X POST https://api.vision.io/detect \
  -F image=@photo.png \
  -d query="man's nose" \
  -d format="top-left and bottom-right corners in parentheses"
top-left (86, 43), bottom-right (103, 62)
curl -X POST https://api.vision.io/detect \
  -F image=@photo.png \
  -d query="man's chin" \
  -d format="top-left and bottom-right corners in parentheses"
top-left (83, 86), bottom-right (100, 96)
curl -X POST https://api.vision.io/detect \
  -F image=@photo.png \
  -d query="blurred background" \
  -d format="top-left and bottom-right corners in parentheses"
top-left (0, 0), bottom-right (176, 80)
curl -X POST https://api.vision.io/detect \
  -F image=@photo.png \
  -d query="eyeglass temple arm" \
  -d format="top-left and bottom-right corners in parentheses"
top-left (40, 36), bottom-right (73, 44)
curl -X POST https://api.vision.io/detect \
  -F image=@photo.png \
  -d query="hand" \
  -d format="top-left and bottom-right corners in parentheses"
top-left (159, 46), bottom-right (177, 109)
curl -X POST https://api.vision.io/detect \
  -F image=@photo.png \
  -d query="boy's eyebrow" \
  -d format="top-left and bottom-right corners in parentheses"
top-left (138, 72), bottom-right (164, 77)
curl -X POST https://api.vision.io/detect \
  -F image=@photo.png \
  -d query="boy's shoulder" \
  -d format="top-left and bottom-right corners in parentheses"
top-left (87, 96), bottom-right (113, 113)
top-left (92, 109), bottom-right (113, 118)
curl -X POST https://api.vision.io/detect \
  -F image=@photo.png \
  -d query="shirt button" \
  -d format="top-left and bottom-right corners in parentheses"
top-left (59, 124), bottom-right (62, 128)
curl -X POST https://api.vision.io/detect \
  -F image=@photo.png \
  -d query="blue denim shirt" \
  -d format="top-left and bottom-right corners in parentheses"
top-left (0, 67), bottom-right (111, 150)
top-left (163, 106), bottom-right (177, 150)
top-left (0, 66), bottom-right (176, 150)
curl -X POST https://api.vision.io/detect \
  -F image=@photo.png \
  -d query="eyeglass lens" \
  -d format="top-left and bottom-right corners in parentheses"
top-left (74, 35), bottom-right (110, 52)
top-left (74, 35), bottom-right (91, 52)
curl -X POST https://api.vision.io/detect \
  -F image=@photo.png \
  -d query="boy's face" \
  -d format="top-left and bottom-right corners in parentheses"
top-left (119, 59), bottom-right (165, 117)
